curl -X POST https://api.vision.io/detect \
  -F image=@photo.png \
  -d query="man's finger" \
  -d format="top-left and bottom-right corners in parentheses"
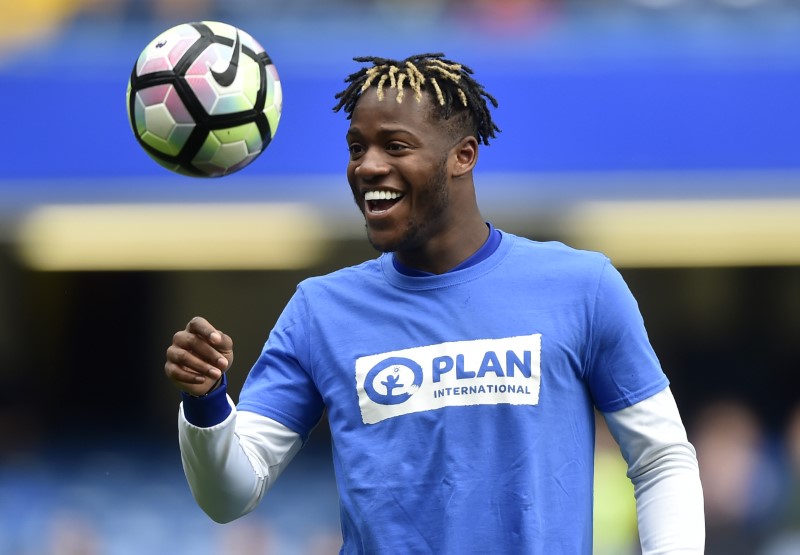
top-left (165, 362), bottom-right (209, 385)
top-left (186, 316), bottom-right (220, 342)
top-left (210, 330), bottom-right (233, 354)
top-left (166, 345), bottom-right (223, 379)
top-left (173, 328), bottom-right (229, 365)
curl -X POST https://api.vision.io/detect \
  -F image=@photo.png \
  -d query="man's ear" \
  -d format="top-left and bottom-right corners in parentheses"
top-left (451, 136), bottom-right (479, 177)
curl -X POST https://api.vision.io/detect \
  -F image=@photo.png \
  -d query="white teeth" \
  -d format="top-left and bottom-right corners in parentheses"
top-left (364, 190), bottom-right (402, 201)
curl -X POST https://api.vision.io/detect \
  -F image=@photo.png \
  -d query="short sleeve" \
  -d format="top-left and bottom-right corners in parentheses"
top-left (586, 261), bottom-right (669, 412)
top-left (236, 288), bottom-right (325, 442)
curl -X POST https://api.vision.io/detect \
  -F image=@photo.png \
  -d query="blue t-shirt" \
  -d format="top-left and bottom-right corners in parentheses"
top-left (236, 229), bottom-right (668, 554)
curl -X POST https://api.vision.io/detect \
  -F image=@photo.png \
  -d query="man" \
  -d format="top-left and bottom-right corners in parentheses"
top-left (165, 53), bottom-right (705, 553)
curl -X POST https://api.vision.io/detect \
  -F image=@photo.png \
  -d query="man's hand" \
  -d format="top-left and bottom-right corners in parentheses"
top-left (165, 316), bottom-right (234, 397)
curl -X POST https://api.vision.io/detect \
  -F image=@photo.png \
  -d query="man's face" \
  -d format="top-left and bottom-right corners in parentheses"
top-left (346, 87), bottom-right (454, 254)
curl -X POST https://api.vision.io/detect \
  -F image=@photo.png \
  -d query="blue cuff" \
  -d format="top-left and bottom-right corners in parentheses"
top-left (181, 374), bottom-right (232, 428)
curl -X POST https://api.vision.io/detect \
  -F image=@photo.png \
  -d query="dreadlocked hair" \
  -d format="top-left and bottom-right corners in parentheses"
top-left (332, 53), bottom-right (500, 146)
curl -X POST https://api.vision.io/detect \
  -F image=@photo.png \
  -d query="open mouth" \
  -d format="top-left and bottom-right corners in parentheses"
top-left (365, 190), bottom-right (404, 214)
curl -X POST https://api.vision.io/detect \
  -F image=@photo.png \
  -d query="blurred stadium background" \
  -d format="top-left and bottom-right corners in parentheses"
top-left (1, 0), bottom-right (799, 553)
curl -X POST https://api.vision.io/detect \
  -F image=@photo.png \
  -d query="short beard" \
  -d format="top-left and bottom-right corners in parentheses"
top-left (367, 156), bottom-right (449, 254)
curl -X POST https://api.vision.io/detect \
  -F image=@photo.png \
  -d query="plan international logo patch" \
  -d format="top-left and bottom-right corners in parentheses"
top-left (355, 334), bottom-right (542, 424)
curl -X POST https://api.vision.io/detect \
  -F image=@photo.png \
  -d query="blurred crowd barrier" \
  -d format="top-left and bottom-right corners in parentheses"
top-left (61, 0), bottom-right (800, 22)
top-left (1, 405), bottom-right (799, 554)
top-left (697, 400), bottom-right (800, 555)
top-left (4, 0), bottom-right (800, 53)
top-left (592, 398), bottom-right (800, 555)
top-left (0, 442), bottom-right (343, 555)
top-left (595, 400), bottom-right (800, 555)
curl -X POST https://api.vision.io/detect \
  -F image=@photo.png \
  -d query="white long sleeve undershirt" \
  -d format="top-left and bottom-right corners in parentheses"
top-left (603, 387), bottom-right (706, 554)
top-left (178, 398), bottom-right (303, 523)
top-left (178, 387), bottom-right (705, 551)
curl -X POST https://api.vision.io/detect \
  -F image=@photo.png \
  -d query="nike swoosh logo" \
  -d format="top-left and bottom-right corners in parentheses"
top-left (210, 31), bottom-right (240, 87)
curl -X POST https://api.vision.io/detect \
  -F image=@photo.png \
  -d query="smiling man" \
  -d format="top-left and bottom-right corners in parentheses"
top-left (339, 55), bottom-right (494, 274)
top-left (165, 53), bottom-right (705, 553)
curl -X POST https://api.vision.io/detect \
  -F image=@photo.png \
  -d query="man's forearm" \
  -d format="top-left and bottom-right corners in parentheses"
top-left (178, 397), bottom-right (266, 523)
top-left (604, 388), bottom-right (705, 553)
top-left (178, 396), bottom-right (303, 523)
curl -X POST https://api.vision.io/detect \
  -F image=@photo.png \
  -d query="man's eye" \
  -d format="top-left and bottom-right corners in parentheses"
top-left (348, 144), bottom-right (364, 156)
top-left (387, 143), bottom-right (407, 152)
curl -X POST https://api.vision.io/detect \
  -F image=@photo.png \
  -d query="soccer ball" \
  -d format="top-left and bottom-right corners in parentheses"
top-left (126, 21), bottom-right (281, 177)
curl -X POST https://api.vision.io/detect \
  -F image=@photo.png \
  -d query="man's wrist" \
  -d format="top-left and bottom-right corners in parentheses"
top-left (190, 376), bottom-right (223, 398)
top-left (181, 374), bottom-right (231, 427)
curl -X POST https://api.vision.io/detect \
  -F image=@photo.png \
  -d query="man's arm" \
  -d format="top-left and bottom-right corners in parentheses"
top-left (178, 388), bottom-right (303, 524)
top-left (603, 387), bottom-right (706, 554)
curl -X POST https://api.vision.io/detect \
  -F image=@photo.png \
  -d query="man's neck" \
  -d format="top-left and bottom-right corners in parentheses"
top-left (393, 222), bottom-right (495, 276)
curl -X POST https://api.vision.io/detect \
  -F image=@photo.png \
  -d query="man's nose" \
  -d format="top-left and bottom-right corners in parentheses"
top-left (354, 148), bottom-right (390, 179)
